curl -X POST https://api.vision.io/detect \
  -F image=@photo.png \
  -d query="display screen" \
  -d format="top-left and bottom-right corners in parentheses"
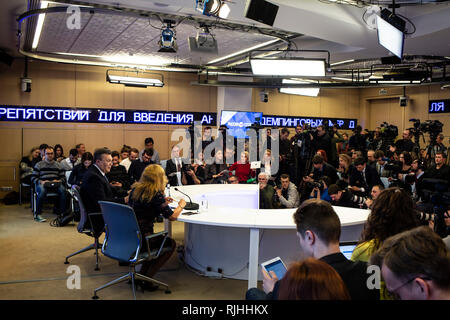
top-left (263, 259), bottom-right (287, 279)
top-left (429, 99), bottom-right (450, 113)
top-left (220, 110), bottom-right (263, 139)
top-left (377, 15), bottom-right (404, 59)
top-left (340, 242), bottom-right (357, 260)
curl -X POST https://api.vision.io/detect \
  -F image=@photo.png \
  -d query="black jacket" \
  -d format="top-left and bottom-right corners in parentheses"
top-left (271, 253), bottom-right (379, 300)
top-left (349, 165), bottom-right (382, 196)
top-left (311, 162), bottom-right (339, 184)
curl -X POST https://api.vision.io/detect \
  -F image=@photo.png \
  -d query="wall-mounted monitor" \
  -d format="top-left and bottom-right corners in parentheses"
top-left (220, 110), bottom-right (263, 139)
top-left (376, 14), bottom-right (405, 59)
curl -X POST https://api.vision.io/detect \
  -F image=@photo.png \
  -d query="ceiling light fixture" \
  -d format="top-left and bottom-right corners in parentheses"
top-left (250, 50), bottom-right (328, 77)
top-left (158, 20), bottom-right (177, 53)
top-left (32, 1), bottom-right (49, 49)
top-left (195, 0), bottom-right (230, 19)
top-left (106, 69), bottom-right (164, 88)
top-left (279, 79), bottom-right (320, 97)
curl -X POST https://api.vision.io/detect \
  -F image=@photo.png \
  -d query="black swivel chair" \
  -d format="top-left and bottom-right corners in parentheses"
top-left (64, 185), bottom-right (103, 271)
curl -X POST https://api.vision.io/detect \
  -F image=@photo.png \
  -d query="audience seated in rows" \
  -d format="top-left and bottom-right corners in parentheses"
top-left (68, 152), bottom-right (93, 186)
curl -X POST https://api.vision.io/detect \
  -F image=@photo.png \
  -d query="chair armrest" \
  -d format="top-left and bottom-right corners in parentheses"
top-left (144, 231), bottom-right (169, 258)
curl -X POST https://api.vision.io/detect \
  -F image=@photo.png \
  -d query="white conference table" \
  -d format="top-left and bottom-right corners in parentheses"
top-left (166, 184), bottom-right (370, 289)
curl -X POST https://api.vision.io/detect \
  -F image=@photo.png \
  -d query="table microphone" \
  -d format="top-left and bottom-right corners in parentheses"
top-left (174, 187), bottom-right (199, 210)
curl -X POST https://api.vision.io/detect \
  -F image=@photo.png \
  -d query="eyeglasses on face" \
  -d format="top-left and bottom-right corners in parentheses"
top-left (386, 276), bottom-right (431, 300)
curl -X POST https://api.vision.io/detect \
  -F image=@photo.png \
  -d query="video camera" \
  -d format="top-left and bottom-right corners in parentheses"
top-left (409, 119), bottom-right (443, 142)
top-left (380, 121), bottom-right (399, 140)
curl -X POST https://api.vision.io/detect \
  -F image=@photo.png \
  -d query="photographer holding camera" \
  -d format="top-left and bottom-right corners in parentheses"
top-left (328, 182), bottom-right (367, 209)
top-left (290, 125), bottom-right (314, 180)
top-left (309, 176), bottom-right (332, 202)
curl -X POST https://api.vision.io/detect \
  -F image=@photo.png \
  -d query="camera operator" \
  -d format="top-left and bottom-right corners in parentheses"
top-left (349, 157), bottom-right (382, 197)
top-left (328, 182), bottom-right (367, 209)
top-left (290, 125), bottom-right (314, 179)
top-left (367, 127), bottom-right (383, 151)
top-left (304, 154), bottom-right (339, 185)
top-left (395, 129), bottom-right (415, 153)
top-left (329, 125), bottom-right (344, 168)
top-left (313, 125), bottom-right (332, 163)
top-left (309, 176), bottom-right (332, 202)
top-left (429, 133), bottom-right (447, 165)
top-left (348, 125), bottom-right (367, 154)
top-left (278, 128), bottom-right (292, 179)
top-left (274, 174), bottom-right (300, 208)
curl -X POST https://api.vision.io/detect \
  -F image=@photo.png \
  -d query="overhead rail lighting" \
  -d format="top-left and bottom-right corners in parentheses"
top-left (106, 69), bottom-right (164, 88)
top-left (376, 8), bottom-right (406, 59)
top-left (249, 50), bottom-right (329, 77)
top-left (279, 79), bottom-right (320, 97)
top-left (195, 0), bottom-right (230, 19)
top-left (158, 20), bottom-right (177, 53)
top-left (32, 1), bottom-right (49, 49)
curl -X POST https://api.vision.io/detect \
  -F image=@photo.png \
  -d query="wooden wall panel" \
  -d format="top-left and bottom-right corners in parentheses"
top-left (0, 128), bottom-right (22, 161)
top-left (75, 65), bottom-right (123, 108)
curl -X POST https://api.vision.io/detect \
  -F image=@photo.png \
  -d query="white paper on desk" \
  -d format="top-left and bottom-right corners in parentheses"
top-left (251, 161), bottom-right (261, 169)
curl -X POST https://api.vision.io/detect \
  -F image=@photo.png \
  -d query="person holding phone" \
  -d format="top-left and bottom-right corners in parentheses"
top-left (246, 199), bottom-right (379, 300)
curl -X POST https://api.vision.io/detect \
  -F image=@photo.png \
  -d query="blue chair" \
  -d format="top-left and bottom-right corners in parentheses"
top-left (92, 201), bottom-right (171, 300)
top-left (64, 185), bottom-right (103, 270)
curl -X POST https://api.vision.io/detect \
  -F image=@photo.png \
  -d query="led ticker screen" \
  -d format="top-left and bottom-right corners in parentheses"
top-left (0, 105), bottom-right (216, 126)
top-left (261, 114), bottom-right (357, 130)
top-left (429, 100), bottom-right (450, 114)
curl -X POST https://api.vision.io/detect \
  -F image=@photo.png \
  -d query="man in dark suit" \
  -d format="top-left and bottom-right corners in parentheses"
top-left (308, 154), bottom-right (339, 184)
top-left (246, 199), bottom-right (379, 300)
top-left (165, 145), bottom-right (184, 187)
top-left (128, 148), bottom-right (154, 184)
top-left (349, 156), bottom-right (382, 197)
top-left (80, 148), bottom-right (126, 230)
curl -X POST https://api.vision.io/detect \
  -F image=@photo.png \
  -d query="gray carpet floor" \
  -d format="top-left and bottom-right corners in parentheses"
top-left (0, 202), bottom-right (249, 300)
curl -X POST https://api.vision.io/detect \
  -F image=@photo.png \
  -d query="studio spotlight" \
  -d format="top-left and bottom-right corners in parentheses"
top-left (195, 0), bottom-right (230, 19)
top-left (158, 20), bottom-right (177, 53)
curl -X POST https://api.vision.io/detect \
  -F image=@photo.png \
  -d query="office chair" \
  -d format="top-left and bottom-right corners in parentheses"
top-left (64, 185), bottom-right (103, 271)
top-left (92, 201), bottom-right (171, 300)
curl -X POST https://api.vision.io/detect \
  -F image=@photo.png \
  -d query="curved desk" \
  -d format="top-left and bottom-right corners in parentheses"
top-left (169, 184), bottom-right (369, 289)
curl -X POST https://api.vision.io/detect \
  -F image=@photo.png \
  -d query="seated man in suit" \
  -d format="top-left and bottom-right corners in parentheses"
top-left (80, 148), bottom-right (127, 231)
top-left (349, 157), bottom-right (382, 197)
top-left (246, 199), bottom-right (379, 300)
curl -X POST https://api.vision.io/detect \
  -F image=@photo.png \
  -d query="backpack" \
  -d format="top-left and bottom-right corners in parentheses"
top-left (3, 191), bottom-right (19, 205)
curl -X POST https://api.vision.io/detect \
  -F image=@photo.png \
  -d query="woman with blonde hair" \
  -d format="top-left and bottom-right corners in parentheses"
top-left (128, 164), bottom-right (186, 291)
top-left (228, 151), bottom-right (255, 183)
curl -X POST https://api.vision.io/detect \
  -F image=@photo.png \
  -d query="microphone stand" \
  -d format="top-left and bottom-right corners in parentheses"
top-left (174, 187), bottom-right (200, 210)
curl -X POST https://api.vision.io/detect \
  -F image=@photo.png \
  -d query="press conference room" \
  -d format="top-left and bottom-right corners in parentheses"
top-left (1, 0), bottom-right (450, 305)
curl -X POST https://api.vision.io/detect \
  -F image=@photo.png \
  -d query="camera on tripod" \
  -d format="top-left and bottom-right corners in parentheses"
top-left (409, 119), bottom-right (443, 140)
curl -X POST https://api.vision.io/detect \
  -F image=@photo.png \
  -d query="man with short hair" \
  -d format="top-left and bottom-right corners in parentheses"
top-left (120, 147), bottom-right (139, 172)
top-left (430, 133), bottom-right (447, 163)
top-left (31, 146), bottom-right (67, 222)
top-left (129, 148), bottom-right (154, 184)
top-left (328, 183), bottom-right (367, 208)
top-left (374, 150), bottom-right (392, 178)
top-left (395, 129), bottom-right (415, 153)
top-left (314, 125), bottom-right (332, 161)
top-left (60, 148), bottom-right (81, 171)
top-left (349, 157), bottom-right (382, 197)
top-left (165, 145), bottom-right (184, 187)
top-left (422, 152), bottom-right (450, 188)
top-left (274, 174), bottom-right (299, 208)
top-left (80, 148), bottom-right (126, 230)
top-left (370, 226), bottom-right (450, 300)
top-left (247, 199), bottom-right (379, 300)
top-left (364, 184), bottom-right (385, 209)
top-left (139, 137), bottom-right (160, 164)
top-left (367, 149), bottom-right (376, 169)
top-left (306, 154), bottom-right (338, 184)
top-left (76, 143), bottom-right (86, 159)
top-left (258, 172), bottom-right (275, 209)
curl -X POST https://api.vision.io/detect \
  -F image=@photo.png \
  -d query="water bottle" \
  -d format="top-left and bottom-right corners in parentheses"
top-left (200, 194), bottom-right (208, 212)
top-left (165, 184), bottom-right (171, 197)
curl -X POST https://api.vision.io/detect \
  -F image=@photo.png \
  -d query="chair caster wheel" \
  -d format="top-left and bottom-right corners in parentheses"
top-left (95, 267), bottom-right (100, 271)
top-left (92, 295), bottom-right (99, 300)
top-left (165, 290), bottom-right (171, 294)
